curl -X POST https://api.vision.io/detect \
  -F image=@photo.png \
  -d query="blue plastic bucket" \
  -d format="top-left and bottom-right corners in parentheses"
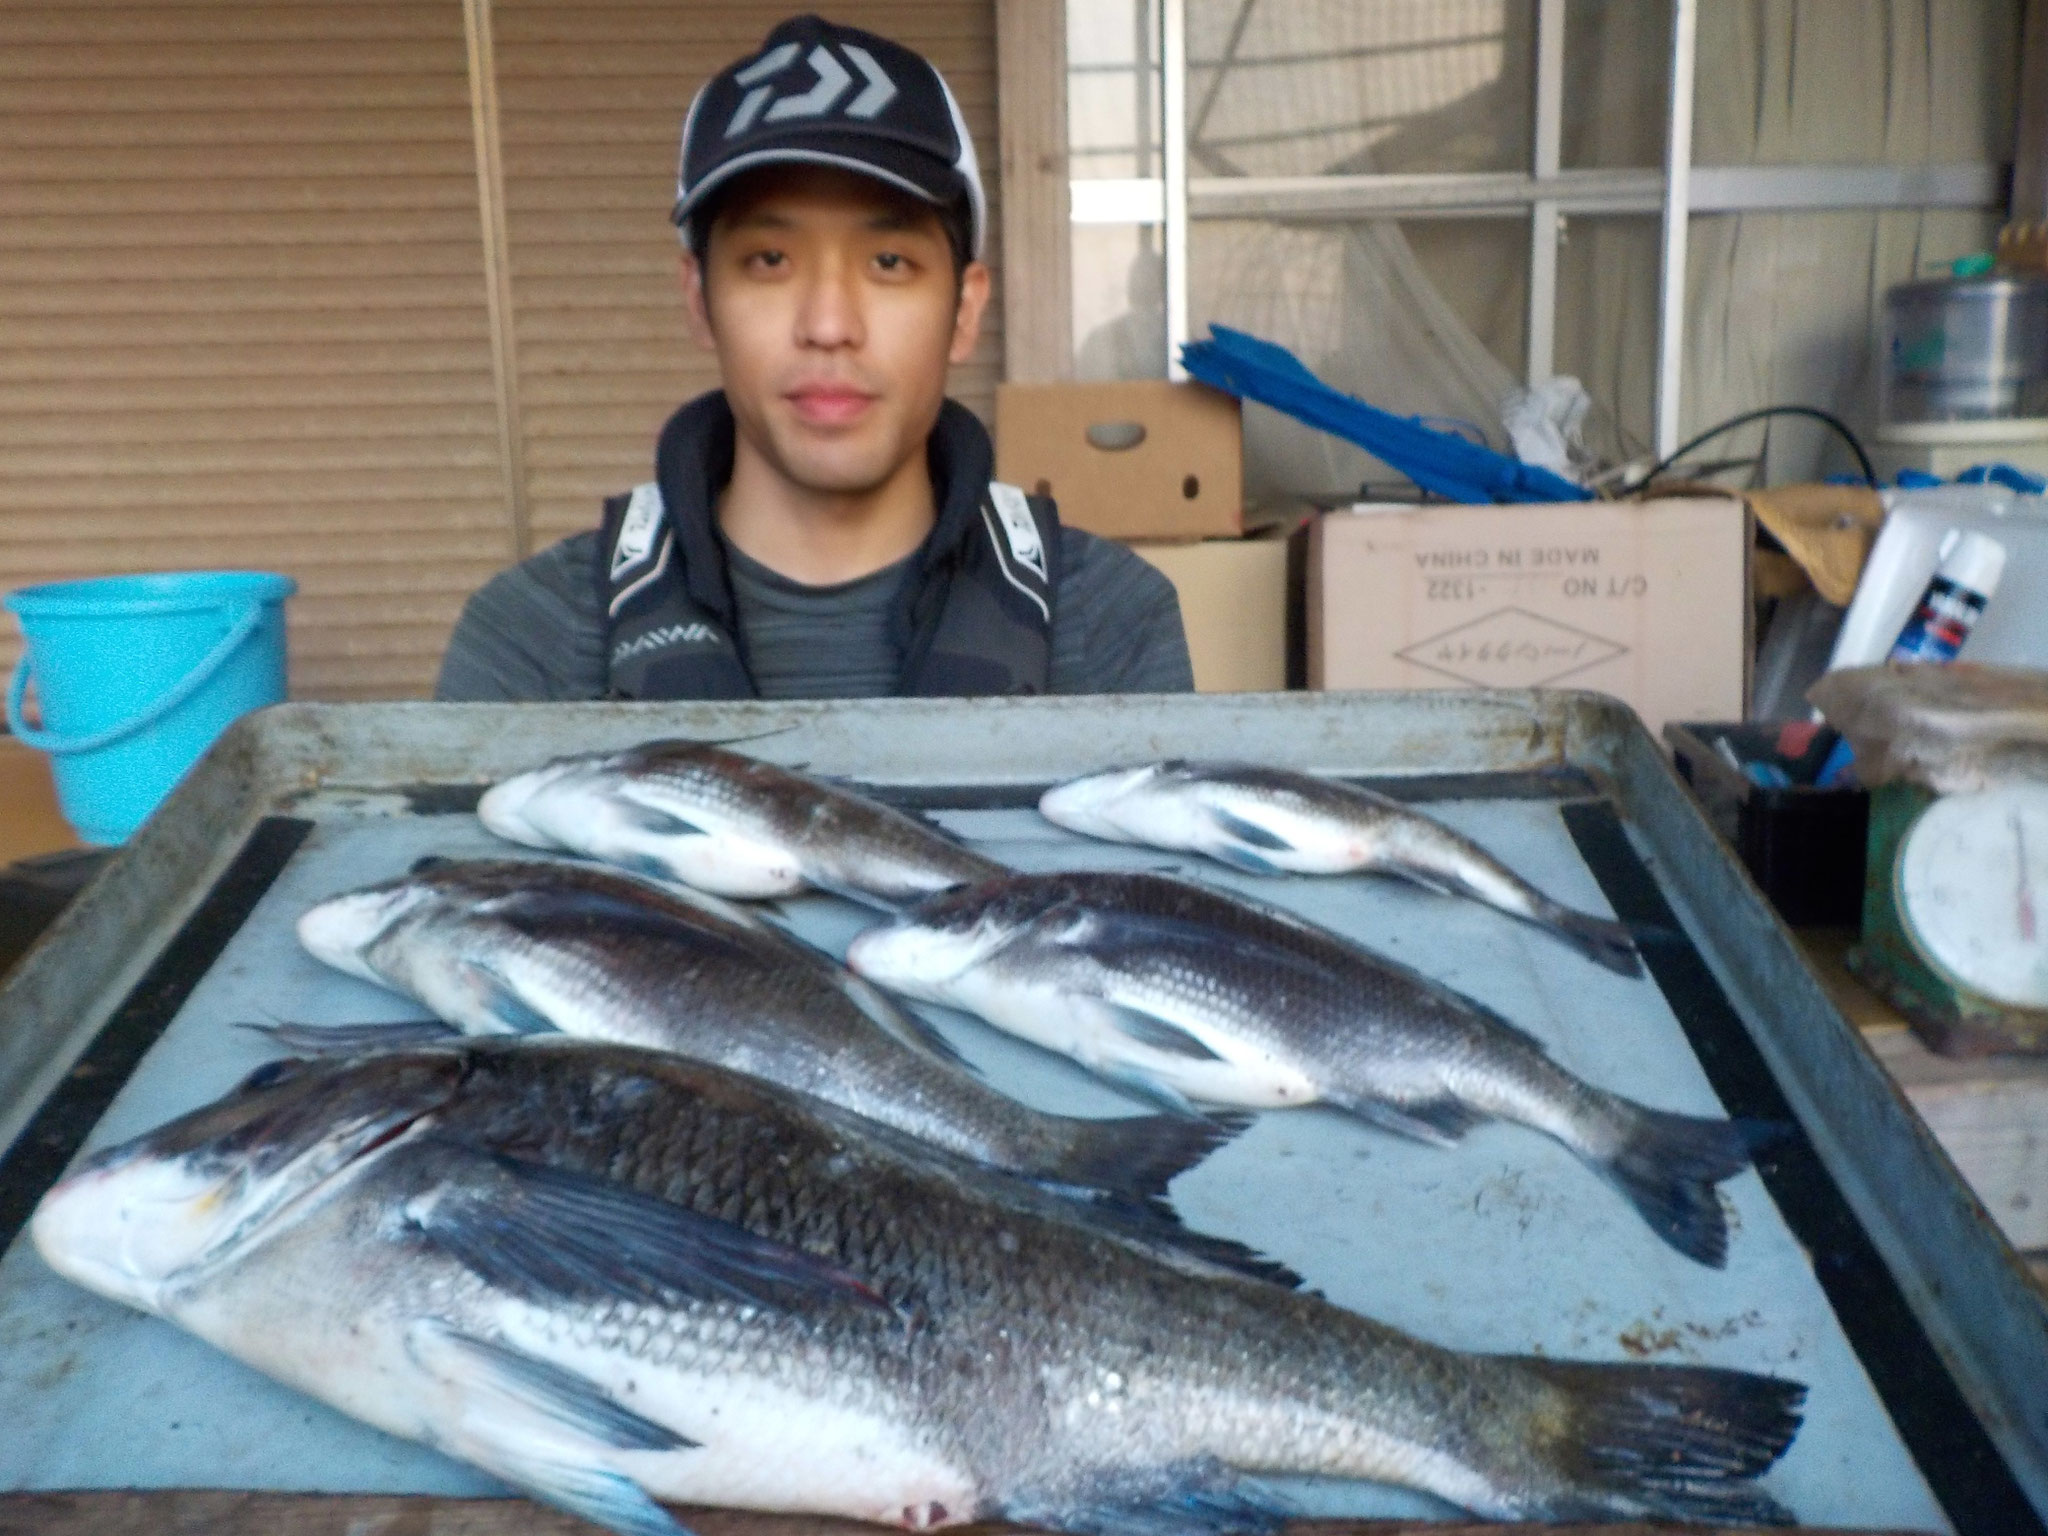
top-left (6, 571), bottom-right (295, 843)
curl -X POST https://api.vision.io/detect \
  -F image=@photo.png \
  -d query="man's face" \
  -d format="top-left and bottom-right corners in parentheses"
top-left (682, 166), bottom-right (990, 497)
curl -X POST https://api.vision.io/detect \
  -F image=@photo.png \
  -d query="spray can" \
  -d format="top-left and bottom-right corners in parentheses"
top-left (1815, 528), bottom-right (2007, 786)
top-left (1886, 528), bottom-right (2007, 663)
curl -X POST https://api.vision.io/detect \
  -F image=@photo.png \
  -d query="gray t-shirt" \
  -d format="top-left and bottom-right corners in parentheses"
top-left (725, 542), bottom-right (905, 700)
top-left (434, 525), bottom-right (1194, 701)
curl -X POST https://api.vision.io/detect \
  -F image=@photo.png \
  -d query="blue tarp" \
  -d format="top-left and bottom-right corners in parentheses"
top-left (1180, 325), bottom-right (1591, 504)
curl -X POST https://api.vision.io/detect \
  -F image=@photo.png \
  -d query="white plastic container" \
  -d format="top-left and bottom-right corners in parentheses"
top-left (1827, 484), bottom-right (2048, 672)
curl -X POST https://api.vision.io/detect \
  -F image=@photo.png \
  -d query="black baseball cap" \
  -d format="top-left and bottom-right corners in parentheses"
top-left (673, 14), bottom-right (987, 260)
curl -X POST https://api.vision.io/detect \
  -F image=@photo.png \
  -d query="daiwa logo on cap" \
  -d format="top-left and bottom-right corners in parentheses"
top-left (725, 40), bottom-right (898, 136)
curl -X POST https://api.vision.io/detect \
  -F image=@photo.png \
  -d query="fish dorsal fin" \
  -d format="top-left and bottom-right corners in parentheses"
top-left (406, 1143), bottom-right (893, 1317)
top-left (804, 873), bottom-right (904, 913)
top-left (409, 1322), bottom-right (694, 1536)
top-left (1455, 991), bottom-right (1552, 1057)
top-left (481, 885), bottom-right (762, 959)
top-left (239, 1017), bottom-right (465, 1055)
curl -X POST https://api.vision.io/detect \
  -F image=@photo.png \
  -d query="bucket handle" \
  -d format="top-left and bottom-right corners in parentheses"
top-left (7, 602), bottom-right (268, 756)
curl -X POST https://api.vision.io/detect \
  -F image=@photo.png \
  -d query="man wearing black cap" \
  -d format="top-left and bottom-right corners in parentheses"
top-left (437, 14), bottom-right (1193, 703)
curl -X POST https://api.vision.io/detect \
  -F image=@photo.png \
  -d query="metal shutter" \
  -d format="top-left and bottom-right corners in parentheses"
top-left (0, 1), bottom-right (515, 700)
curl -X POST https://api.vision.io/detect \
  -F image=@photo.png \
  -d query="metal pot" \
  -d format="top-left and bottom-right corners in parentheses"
top-left (1883, 273), bottom-right (2048, 423)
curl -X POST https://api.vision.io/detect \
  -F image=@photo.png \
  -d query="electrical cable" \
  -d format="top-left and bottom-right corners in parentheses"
top-left (1636, 404), bottom-right (1877, 489)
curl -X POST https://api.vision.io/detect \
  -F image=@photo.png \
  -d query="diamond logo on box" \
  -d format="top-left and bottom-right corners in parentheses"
top-left (1396, 606), bottom-right (1626, 689)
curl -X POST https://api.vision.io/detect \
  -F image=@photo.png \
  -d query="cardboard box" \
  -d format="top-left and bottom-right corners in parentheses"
top-left (996, 380), bottom-right (1242, 541)
top-left (1307, 496), bottom-right (1749, 734)
top-left (1131, 538), bottom-right (1291, 693)
top-left (0, 738), bottom-right (80, 863)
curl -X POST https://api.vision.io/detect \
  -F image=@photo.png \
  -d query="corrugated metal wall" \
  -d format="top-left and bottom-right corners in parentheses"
top-left (0, 0), bottom-right (1000, 700)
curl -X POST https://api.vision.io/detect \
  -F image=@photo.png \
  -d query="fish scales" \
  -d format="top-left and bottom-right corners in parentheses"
top-left (34, 1041), bottom-right (1805, 1530)
top-left (294, 860), bottom-right (1244, 1228)
top-left (848, 872), bottom-right (1759, 1267)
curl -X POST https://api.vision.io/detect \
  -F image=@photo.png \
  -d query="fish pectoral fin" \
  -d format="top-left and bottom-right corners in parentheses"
top-left (1330, 1093), bottom-right (1483, 1149)
top-left (1207, 807), bottom-right (1295, 853)
top-left (237, 1017), bottom-right (464, 1054)
top-left (413, 1324), bottom-right (694, 1536)
top-left (457, 960), bottom-right (559, 1036)
top-left (1002, 1458), bottom-right (1291, 1536)
top-left (1101, 1002), bottom-right (1224, 1062)
top-left (610, 794), bottom-right (709, 840)
top-left (410, 1145), bottom-right (894, 1316)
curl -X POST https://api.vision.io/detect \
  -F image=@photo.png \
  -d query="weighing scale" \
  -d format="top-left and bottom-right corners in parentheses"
top-left (1854, 780), bottom-right (2048, 1054)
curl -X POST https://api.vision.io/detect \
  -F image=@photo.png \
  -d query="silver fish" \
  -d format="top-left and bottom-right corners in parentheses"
top-left (1039, 761), bottom-right (1642, 977)
top-left (33, 1039), bottom-right (1805, 1532)
top-left (479, 739), bottom-right (1004, 907)
top-left (847, 871), bottom-right (1757, 1267)
top-left (293, 858), bottom-right (1242, 1222)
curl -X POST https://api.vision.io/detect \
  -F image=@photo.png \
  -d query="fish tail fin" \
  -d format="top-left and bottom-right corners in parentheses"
top-left (1053, 1110), bottom-right (1248, 1206)
top-left (1510, 1357), bottom-right (1805, 1525)
top-left (1594, 1103), bottom-right (1759, 1267)
top-left (1537, 904), bottom-right (1644, 977)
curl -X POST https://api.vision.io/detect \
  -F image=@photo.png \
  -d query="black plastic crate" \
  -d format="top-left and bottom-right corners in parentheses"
top-left (1666, 721), bottom-right (1870, 928)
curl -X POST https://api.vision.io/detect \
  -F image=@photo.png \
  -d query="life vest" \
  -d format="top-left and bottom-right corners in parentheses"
top-left (599, 392), bottom-right (1059, 699)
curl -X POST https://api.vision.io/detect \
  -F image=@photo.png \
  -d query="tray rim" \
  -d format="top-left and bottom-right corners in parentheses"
top-left (0, 686), bottom-right (2041, 1522)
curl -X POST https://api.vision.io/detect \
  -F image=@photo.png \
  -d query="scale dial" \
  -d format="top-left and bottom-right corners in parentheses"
top-left (1896, 782), bottom-right (2048, 1010)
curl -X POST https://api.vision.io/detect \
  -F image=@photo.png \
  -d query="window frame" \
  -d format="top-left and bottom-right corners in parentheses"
top-left (1003, 0), bottom-right (2013, 456)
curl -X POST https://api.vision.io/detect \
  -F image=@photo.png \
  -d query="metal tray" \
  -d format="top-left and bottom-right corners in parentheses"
top-left (0, 691), bottom-right (2043, 1534)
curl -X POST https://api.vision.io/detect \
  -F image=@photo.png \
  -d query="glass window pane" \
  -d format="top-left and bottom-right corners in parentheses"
top-left (1187, 0), bottom-right (1531, 177)
top-left (1067, 0), bottom-right (1166, 380)
top-left (1068, 0), bottom-right (1161, 180)
top-left (1552, 214), bottom-right (1658, 467)
top-left (1073, 224), bottom-right (1167, 380)
top-left (1559, 0), bottom-right (1669, 170)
